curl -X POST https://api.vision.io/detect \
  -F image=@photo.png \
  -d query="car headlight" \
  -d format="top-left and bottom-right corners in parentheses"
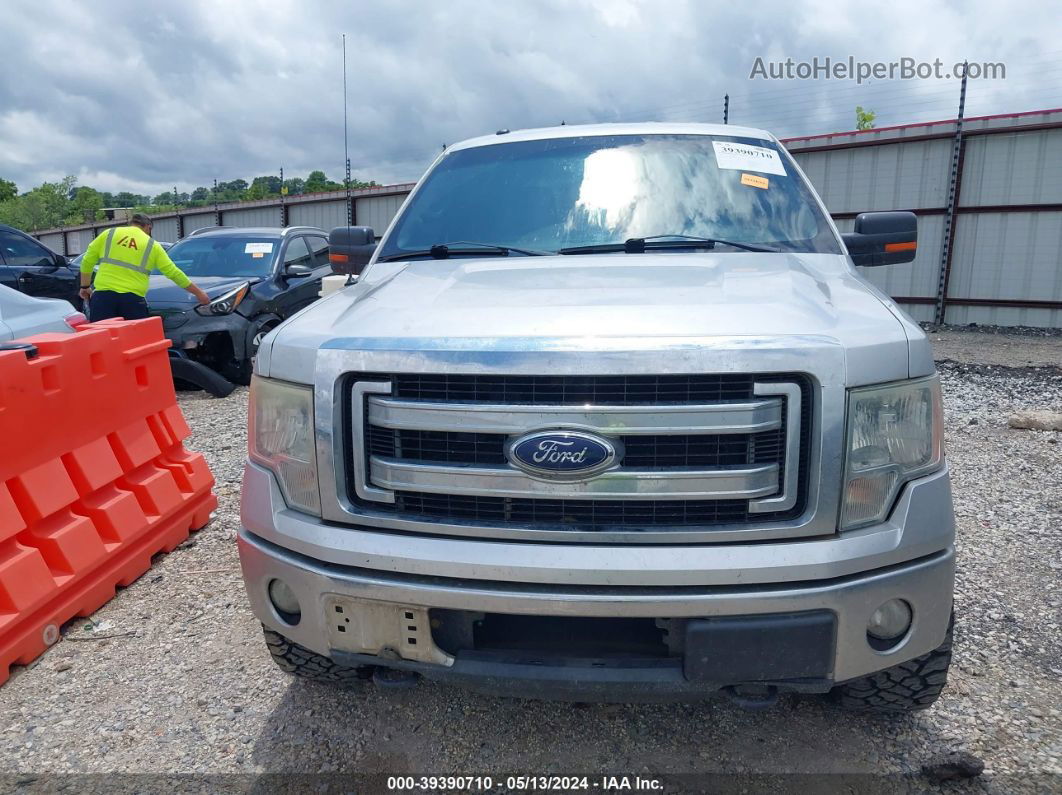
top-left (195, 282), bottom-right (250, 316)
top-left (248, 375), bottom-right (320, 516)
top-left (840, 375), bottom-right (943, 530)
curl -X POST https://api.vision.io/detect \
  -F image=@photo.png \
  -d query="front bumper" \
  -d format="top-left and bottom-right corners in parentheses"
top-left (154, 309), bottom-right (251, 359)
top-left (238, 462), bottom-right (956, 699)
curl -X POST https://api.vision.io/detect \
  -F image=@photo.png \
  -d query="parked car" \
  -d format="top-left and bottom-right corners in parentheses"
top-left (0, 284), bottom-right (86, 341)
top-left (240, 123), bottom-right (956, 712)
top-left (149, 226), bottom-right (331, 384)
top-left (0, 223), bottom-right (80, 309)
top-left (1, 224), bottom-right (175, 312)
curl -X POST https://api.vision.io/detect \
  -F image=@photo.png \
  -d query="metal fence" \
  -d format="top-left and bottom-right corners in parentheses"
top-left (31, 108), bottom-right (1062, 327)
top-left (34, 183), bottom-right (416, 257)
top-left (785, 107), bottom-right (1062, 327)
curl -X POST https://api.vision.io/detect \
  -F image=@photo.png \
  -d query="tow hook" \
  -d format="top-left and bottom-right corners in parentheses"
top-left (723, 684), bottom-right (779, 710)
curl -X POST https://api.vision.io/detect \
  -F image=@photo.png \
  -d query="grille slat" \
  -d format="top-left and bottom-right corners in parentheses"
top-left (367, 427), bottom-right (783, 469)
top-left (349, 373), bottom-right (811, 531)
top-left (393, 492), bottom-right (750, 528)
top-left (389, 373), bottom-right (756, 405)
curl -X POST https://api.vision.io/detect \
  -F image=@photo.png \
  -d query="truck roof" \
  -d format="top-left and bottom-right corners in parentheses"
top-left (447, 121), bottom-right (777, 153)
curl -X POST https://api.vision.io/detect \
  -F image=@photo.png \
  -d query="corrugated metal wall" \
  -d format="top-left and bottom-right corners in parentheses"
top-left (946, 211), bottom-right (1062, 327)
top-left (356, 194), bottom-right (407, 235)
top-left (786, 110), bottom-right (1062, 327)
top-left (221, 205), bottom-right (281, 227)
top-left (151, 217), bottom-right (179, 242)
top-left (66, 229), bottom-right (93, 254)
top-left (960, 129), bottom-right (1062, 205)
top-left (182, 212), bottom-right (217, 233)
top-left (793, 139), bottom-right (952, 212)
top-left (38, 232), bottom-right (64, 252)
top-left (289, 200), bottom-right (347, 230)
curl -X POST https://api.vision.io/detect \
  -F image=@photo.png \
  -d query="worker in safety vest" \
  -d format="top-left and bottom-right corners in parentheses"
top-left (79, 213), bottom-right (210, 321)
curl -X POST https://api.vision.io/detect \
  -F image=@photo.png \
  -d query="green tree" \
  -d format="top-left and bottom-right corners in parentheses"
top-left (247, 175), bottom-right (282, 200)
top-left (69, 186), bottom-right (104, 223)
top-left (190, 186), bottom-right (210, 203)
top-left (0, 176), bottom-right (75, 231)
top-left (856, 106), bottom-right (876, 130)
top-left (112, 191), bottom-right (146, 207)
top-left (304, 170), bottom-right (330, 193)
top-left (0, 178), bottom-right (18, 202)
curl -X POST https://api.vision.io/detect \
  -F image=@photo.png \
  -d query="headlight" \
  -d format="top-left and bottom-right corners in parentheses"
top-left (840, 375), bottom-right (943, 530)
top-left (195, 282), bottom-right (250, 316)
top-left (248, 375), bottom-right (320, 516)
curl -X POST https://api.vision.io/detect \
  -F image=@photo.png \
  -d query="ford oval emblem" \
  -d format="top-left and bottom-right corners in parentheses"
top-left (507, 430), bottom-right (620, 480)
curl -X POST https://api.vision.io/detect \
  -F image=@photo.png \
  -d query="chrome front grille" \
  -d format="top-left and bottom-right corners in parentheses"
top-left (342, 373), bottom-right (813, 540)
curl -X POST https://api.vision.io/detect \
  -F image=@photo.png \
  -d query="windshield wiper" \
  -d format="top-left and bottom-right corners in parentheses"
top-left (377, 241), bottom-right (550, 262)
top-left (558, 235), bottom-right (778, 255)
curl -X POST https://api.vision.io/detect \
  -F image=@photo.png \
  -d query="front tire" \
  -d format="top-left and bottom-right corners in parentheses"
top-left (225, 319), bottom-right (277, 385)
top-left (262, 627), bottom-right (374, 687)
top-left (832, 620), bottom-right (953, 713)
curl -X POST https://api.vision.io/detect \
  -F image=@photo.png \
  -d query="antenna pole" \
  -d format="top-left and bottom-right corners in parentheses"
top-left (342, 34), bottom-right (355, 284)
top-left (344, 34), bottom-right (352, 226)
top-left (723, 94), bottom-right (729, 124)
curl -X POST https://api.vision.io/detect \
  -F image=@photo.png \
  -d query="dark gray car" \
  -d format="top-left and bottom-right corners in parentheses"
top-left (149, 226), bottom-right (331, 383)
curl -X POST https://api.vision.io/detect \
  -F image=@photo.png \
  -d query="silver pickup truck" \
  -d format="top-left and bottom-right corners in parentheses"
top-left (239, 123), bottom-right (955, 711)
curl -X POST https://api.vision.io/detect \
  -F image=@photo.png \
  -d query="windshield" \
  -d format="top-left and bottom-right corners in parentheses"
top-left (165, 236), bottom-right (277, 277)
top-left (377, 134), bottom-right (841, 260)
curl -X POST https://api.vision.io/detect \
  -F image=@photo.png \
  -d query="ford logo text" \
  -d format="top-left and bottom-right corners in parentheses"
top-left (507, 431), bottom-right (620, 480)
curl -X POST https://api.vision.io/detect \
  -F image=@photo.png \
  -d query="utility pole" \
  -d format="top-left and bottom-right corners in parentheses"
top-left (723, 94), bottom-right (729, 125)
top-left (279, 166), bottom-right (287, 227)
top-left (934, 61), bottom-right (969, 326)
top-left (213, 178), bottom-right (220, 226)
top-left (174, 185), bottom-right (183, 239)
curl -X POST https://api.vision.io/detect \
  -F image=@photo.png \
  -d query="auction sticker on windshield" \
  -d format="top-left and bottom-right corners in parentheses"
top-left (245, 242), bottom-right (274, 254)
top-left (713, 141), bottom-right (787, 175)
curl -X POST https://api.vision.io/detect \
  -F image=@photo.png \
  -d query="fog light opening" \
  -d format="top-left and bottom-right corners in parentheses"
top-left (866, 598), bottom-right (912, 651)
top-left (268, 578), bottom-right (302, 626)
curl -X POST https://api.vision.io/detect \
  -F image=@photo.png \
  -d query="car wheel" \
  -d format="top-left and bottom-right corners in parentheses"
top-left (227, 319), bottom-right (278, 385)
top-left (251, 321), bottom-right (277, 355)
top-left (262, 626), bottom-right (374, 687)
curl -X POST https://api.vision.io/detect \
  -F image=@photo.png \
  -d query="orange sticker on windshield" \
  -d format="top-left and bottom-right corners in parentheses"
top-left (251, 252), bottom-right (265, 258)
top-left (740, 173), bottom-right (769, 189)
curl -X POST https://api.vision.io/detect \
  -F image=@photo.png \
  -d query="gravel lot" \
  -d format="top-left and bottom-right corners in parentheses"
top-left (1, 328), bottom-right (1059, 792)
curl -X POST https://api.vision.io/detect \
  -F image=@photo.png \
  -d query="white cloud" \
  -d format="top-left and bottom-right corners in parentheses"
top-left (0, 0), bottom-right (1055, 196)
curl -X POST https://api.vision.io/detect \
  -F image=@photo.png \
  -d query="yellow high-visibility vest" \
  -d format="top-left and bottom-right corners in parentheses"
top-left (80, 226), bottom-right (191, 297)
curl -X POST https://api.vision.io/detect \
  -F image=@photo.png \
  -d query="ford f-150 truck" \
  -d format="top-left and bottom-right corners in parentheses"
top-left (239, 123), bottom-right (955, 711)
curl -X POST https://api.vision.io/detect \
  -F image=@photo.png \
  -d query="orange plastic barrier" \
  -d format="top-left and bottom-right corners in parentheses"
top-left (0, 318), bottom-right (216, 684)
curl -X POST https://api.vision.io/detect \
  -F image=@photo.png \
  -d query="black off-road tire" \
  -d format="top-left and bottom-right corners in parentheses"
top-left (833, 621), bottom-right (953, 713)
top-left (262, 627), bottom-right (374, 686)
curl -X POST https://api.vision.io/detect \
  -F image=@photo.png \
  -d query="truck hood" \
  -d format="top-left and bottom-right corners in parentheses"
top-left (265, 252), bottom-right (930, 386)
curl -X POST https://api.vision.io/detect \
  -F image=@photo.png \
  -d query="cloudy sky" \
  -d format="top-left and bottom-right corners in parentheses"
top-left (2, 0), bottom-right (1058, 196)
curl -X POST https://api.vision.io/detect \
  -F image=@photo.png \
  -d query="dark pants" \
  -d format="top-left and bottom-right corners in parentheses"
top-left (88, 290), bottom-right (149, 322)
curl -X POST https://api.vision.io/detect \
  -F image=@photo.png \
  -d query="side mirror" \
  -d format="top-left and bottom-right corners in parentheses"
top-left (285, 263), bottom-right (314, 278)
top-left (842, 211), bottom-right (917, 267)
top-left (328, 226), bottom-right (376, 276)
top-left (54, 253), bottom-right (69, 268)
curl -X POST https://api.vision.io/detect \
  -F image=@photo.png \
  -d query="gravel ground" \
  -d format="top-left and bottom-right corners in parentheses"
top-left (0, 330), bottom-right (1059, 792)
